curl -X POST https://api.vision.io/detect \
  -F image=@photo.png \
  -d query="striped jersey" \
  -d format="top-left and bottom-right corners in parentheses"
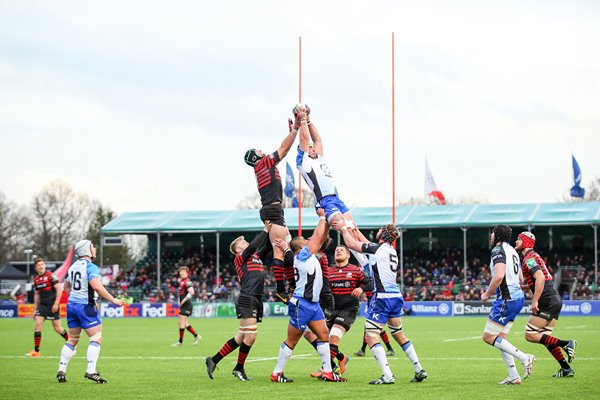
top-left (34, 271), bottom-right (59, 305)
top-left (329, 262), bottom-right (371, 309)
top-left (234, 230), bottom-right (270, 296)
top-left (66, 258), bottom-right (100, 305)
top-left (490, 243), bottom-right (524, 301)
top-left (254, 151), bottom-right (282, 205)
top-left (178, 277), bottom-right (193, 299)
top-left (521, 249), bottom-right (558, 295)
top-left (293, 246), bottom-right (323, 302)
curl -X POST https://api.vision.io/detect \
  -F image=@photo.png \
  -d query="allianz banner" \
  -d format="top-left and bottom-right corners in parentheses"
top-left (358, 301), bottom-right (453, 317)
top-left (0, 304), bottom-right (17, 318)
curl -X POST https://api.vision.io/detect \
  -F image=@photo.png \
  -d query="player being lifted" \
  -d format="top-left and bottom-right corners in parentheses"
top-left (271, 218), bottom-right (346, 382)
top-left (294, 104), bottom-right (355, 233)
top-left (244, 117), bottom-right (298, 304)
top-left (206, 221), bottom-right (272, 381)
top-left (515, 231), bottom-right (577, 378)
top-left (56, 240), bottom-right (124, 384)
top-left (335, 222), bottom-right (427, 384)
top-left (481, 225), bottom-right (535, 385)
top-left (172, 266), bottom-right (200, 347)
top-left (26, 258), bottom-right (69, 357)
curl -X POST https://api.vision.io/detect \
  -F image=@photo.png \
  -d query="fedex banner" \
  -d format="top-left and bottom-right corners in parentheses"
top-left (100, 303), bottom-right (179, 318)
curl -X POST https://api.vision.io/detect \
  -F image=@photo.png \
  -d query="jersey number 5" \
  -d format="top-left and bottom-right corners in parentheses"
top-left (389, 254), bottom-right (398, 272)
top-left (70, 271), bottom-right (82, 291)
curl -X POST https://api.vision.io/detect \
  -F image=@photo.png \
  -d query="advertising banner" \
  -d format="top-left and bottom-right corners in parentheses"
top-left (100, 303), bottom-right (179, 318)
top-left (0, 304), bottom-right (17, 318)
top-left (359, 301), bottom-right (453, 317)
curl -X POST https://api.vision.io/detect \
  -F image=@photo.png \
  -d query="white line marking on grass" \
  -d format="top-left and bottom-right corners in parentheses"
top-left (564, 325), bottom-right (586, 329)
top-left (245, 354), bottom-right (312, 363)
top-left (443, 336), bottom-right (481, 342)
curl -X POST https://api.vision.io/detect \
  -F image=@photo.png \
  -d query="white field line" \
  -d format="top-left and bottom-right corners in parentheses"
top-left (443, 336), bottom-right (481, 342)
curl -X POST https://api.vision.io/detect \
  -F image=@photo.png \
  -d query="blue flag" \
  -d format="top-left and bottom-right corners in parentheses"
top-left (284, 162), bottom-right (295, 198)
top-left (570, 155), bottom-right (585, 198)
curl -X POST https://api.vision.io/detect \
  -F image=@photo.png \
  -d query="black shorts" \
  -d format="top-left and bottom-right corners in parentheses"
top-left (327, 308), bottom-right (358, 332)
top-left (35, 303), bottom-right (60, 320)
top-left (179, 301), bottom-right (193, 317)
top-left (236, 294), bottom-right (263, 322)
top-left (320, 293), bottom-right (335, 319)
top-left (535, 292), bottom-right (563, 321)
top-left (259, 204), bottom-right (286, 227)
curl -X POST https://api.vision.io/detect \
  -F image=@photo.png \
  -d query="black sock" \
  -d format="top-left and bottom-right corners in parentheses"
top-left (310, 339), bottom-right (319, 350)
top-left (236, 342), bottom-right (252, 370)
top-left (212, 338), bottom-right (240, 365)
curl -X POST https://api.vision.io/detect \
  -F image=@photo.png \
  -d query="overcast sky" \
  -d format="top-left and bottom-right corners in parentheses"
top-left (1, 0), bottom-right (599, 214)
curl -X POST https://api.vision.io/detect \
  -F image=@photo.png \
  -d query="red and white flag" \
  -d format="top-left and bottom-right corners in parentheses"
top-left (425, 159), bottom-right (446, 205)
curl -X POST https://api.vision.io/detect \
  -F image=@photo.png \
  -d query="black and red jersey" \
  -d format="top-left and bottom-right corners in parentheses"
top-left (178, 277), bottom-right (192, 299)
top-left (235, 230), bottom-right (270, 296)
top-left (254, 151), bottom-right (282, 205)
top-left (329, 263), bottom-right (371, 310)
top-left (521, 250), bottom-right (558, 295)
top-left (34, 271), bottom-right (60, 305)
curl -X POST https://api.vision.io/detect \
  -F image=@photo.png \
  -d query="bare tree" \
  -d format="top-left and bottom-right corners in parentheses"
top-left (31, 180), bottom-right (91, 259)
top-left (0, 192), bottom-right (33, 265)
top-left (237, 188), bottom-right (315, 209)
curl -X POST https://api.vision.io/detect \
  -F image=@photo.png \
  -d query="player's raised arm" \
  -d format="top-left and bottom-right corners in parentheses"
top-left (306, 108), bottom-right (323, 156)
top-left (296, 106), bottom-right (311, 152)
top-left (307, 218), bottom-right (330, 254)
top-left (277, 118), bottom-right (300, 160)
top-left (332, 219), bottom-right (364, 253)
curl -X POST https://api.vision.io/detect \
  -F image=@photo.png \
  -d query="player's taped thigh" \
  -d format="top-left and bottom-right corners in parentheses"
top-left (484, 319), bottom-right (505, 335)
top-left (238, 324), bottom-right (258, 335)
top-left (89, 332), bottom-right (102, 342)
top-left (365, 319), bottom-right (384, 338)
top-left (326, 210), bottom-right (343, 224)
top-left (387, 323), bottom-right (403, 335)
top-left (329, 325), bottom-right (346, 340)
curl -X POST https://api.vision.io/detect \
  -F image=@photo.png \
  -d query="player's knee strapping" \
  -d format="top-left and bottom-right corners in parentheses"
top-left (238, 325), bottom-right (257, 335)
top-left (329, 326), bottom-right (346, 339)
top-left (387, 323), bottom-right (403, 335)
top-left (526, 323), bottom-right (544, 334)
top-left (365, 320), bottom-right (383, 337)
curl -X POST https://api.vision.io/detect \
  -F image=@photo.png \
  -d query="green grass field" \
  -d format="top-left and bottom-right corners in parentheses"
top-left (1, 316), bottom-right (598, 399)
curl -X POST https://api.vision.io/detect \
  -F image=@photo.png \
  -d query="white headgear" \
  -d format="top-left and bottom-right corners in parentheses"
top-left (75, 240), bottom-right (93, 258)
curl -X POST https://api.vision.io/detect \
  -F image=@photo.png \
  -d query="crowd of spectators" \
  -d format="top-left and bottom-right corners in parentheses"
top-left (105, 246), bottom-right (600, 303)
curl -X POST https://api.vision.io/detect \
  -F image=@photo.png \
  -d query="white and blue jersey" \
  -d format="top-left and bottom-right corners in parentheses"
top-left (292, 246), bottom-right (323, 303)
top-left (362, 242), bottom-right (402, 297)
top-left (361, 242), bottom-right (403, 324)
top-left (65, 258), bottom-right (102, 329)
top-left (296, 149), bottom-right (337, 202)
top-left (66, 259), bottom-right (100, 305)
top-left (289, 246), bottom-right (326, 330)
top-left (490, 243), bottom-right (524, 301)
top-left (487, 242), bottom-right (524, 326)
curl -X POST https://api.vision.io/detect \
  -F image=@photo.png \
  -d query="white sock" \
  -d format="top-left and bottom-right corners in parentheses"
top-left (316, 341), bottom-right (332, 373)
top-left (499, 349), bottom-right (519, 379)
top-left (273, 342), bottom-right (293, 374)
top-left (401, 341), bottom-right (423, 372)
top-left (370, 343), bottom-right (393, 379)
top-left (86, 341), bottom-right (101, 374)
top-left (58, 343), bottom-right (76, 373)
top-left (493, 337), bottom-right (528, 363)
